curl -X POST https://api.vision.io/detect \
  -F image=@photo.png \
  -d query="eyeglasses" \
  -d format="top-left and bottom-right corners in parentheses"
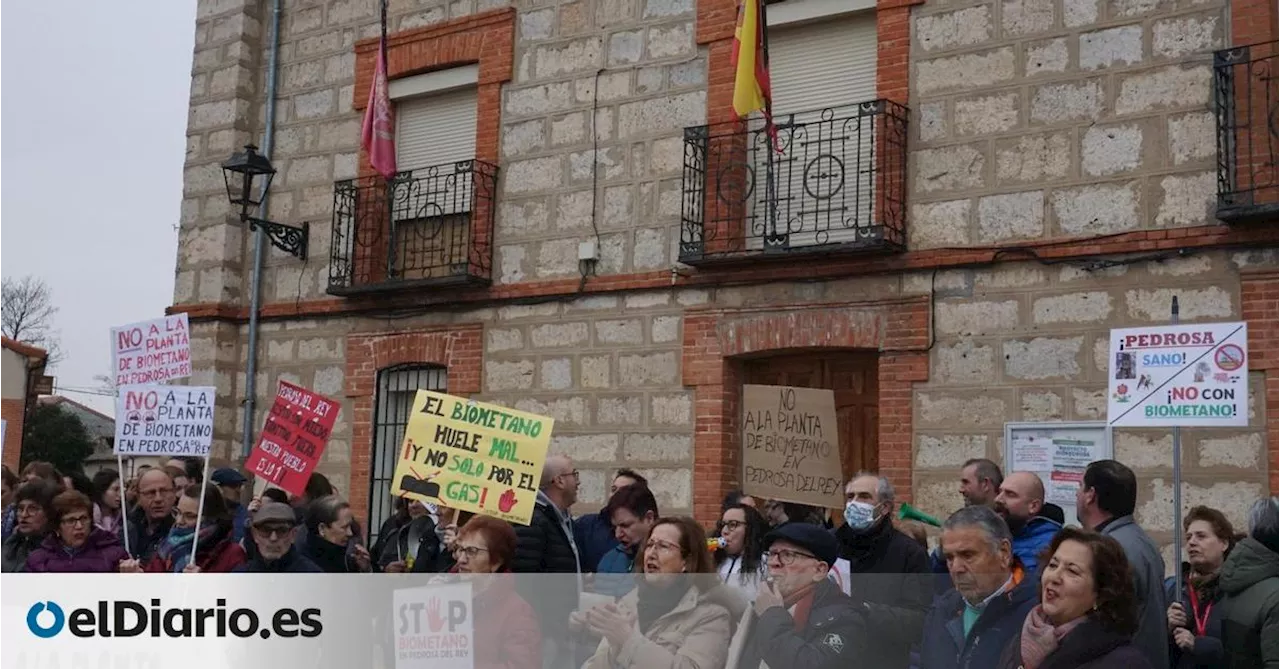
top-left (173, 509), bottom-right (199, 523)
top-left (559, 470), bottom-right (580, 480)
top-left (721, 520), bottom-right (745, 532)
top-left (644, 539), bottom-right (683, 555)
top-left (764, 548), bottom-right (818, 565)
top-left (139, 488), bottom-right (173, 499)
top-left (255, 524), bottom-right (294, 539)
top-left (16, 504), bottom-right (43, 517)
top-left (453, 545), bottom-right (489, 560)
top-left (60, 515), bottom-right (91, 528)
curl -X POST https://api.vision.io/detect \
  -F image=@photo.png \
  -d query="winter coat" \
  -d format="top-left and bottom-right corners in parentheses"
top-left (834, 516), bottom-right (934, 669)
top-left (26, 529), bottom-right (129, 573)
top-left (376, 515), bottom-right (445, 573)
top-left (511, 492), bottom-right (581, 644)
top-left (228, 503), bottom-right (249, 544)
top-left (472, 572), bottom-right (542, 669)
top-left (999, 617), bottom-right (1155, 669)
top-left (726, 577), bottom-right (867, 669)
top-left (2, 530), bottom-right (44, 572)
top-left (120, 507), bottom-right (174, 562)
top-left (919, 565), bottom-right (1038, 669)
top-left (574, 510), bottom-right (619, 575)
top-left (1163, 563), bottom-right (1228, 669)
top-left (716, 552), bottom-right (765, 600)
top-left (1100, 515), bottom-right (1169, 669)
top-left (232, 546), bottom-right (323, 573)
top-left (143, 533), bottom-right (247, 573)
top-left (594, 544), bottom-right (637, 597)
top-left (303, 531), bottom-right (369, 573)
top-left (1215, 537), bottom-right (1278, 669)
top-left (584, 582), bottom-right (741, 669)
top-left (1012, 516), bottom-right (1061, 577)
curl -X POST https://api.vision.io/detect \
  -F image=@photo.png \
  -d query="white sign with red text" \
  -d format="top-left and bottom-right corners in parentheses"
top-left (1107, 322), bottom-right (1249, 427)
top-left (111, 314), bottom-right (192, 386)
top-left (393, 582), bottom-right (473, 669)
top-left (114, 385), bottom-right (216, 456)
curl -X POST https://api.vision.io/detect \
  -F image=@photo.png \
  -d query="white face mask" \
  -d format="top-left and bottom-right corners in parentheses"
top-left (844, 500), bottom-right (878, 530)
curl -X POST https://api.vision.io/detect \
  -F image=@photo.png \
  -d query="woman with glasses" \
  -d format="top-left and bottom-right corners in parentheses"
top-left (2, 479), bottom-right (60, 572)
top-left (26, 490), bottom-right (129, 572)
top-left (121, 483), bottom-right (246, 573)
top-left (446, 515), bottom-right (541, 669)
top-left (583, 516), bottom-right (744, 669)
top-left (714, 503), bottom-right (769, 598)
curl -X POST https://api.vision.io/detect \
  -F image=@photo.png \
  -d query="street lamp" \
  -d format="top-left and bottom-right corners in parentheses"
top-left (221, 144), bottom-right (309, 260)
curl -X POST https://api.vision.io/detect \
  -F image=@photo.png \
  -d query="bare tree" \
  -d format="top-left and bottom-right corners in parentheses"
top-left (2, 275), bottom-right (63, 367)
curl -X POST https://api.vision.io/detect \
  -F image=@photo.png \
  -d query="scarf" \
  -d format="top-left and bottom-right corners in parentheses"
top-left (157, 523), bottom-right (223, 573)
top-left (636, 578), bottom-right (692, 634)
top-left (782, 581), bottom-right (818, 632)
top-left (1019, 605), bottom-right (1088, 669)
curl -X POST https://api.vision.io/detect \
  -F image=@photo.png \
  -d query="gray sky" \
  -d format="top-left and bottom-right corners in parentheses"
top-left (2, 1), bottom-right (196, 415)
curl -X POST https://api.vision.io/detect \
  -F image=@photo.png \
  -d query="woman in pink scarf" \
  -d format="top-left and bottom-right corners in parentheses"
top-left (1000, 527), bottom-right (1154, 669)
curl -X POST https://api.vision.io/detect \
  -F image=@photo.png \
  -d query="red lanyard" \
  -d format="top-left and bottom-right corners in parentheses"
top-left (1187, 580), bottom-right (1213, 635)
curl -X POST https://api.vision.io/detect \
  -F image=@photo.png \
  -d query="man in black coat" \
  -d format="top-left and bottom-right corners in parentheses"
top-left (835, 473), bottom-right (933, 669)
top-left (729, 522), bottom-right (867, 669)
top-left (510, 454), bottom-right (583, 669)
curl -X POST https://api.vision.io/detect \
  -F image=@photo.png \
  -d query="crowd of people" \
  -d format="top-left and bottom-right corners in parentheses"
top-left (1, 453), bottom-right (1275, 669)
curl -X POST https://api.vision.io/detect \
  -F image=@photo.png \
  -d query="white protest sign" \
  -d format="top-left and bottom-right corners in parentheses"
top-left (1107, 322), bottom-right (1249, 427)
top-left (111, 314), bottom-right (192, 386)
top-left (393, 582), bottom-right (474, 669)
top-left (113, 385), bottom-right (216, 456)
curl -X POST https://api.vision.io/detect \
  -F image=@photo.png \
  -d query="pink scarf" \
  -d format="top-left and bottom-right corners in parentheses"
top-left (1019, 605), bottom-right (1087, 669)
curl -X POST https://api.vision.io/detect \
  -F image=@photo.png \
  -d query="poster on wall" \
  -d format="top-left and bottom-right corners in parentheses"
top-left (1004, 422), bottom-right (1111, 528)
top-left (1107, 322), bottom-right (1249, 427)
top-left (741, 384), bottom-right (844, 509)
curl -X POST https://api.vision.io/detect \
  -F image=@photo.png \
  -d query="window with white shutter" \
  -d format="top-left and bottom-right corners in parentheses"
top-left (394, 86), bottom-right (479, 173)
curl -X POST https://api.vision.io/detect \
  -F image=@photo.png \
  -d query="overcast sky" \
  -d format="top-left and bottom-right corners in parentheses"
top-left (2, 1), bottom-right (196, 415)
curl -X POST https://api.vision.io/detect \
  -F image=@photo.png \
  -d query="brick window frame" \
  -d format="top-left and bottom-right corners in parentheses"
top-left (350, 9), bottom-right (515, 287)
top-left (681, 297), bottom-right (930, 524)
top-left (344, 325), bottom-right (483, 526)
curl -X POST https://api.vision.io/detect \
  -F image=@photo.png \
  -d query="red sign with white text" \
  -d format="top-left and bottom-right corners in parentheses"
top-left (244, 381), bottom-right (340, 497)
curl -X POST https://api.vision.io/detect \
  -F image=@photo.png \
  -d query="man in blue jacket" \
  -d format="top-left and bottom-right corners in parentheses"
top-left (993, 471), bottom-right (1061, 576)
top-left (572, 468), bottom-right (645, 573)
top-left (919, 505), bottom-right (1037, 669)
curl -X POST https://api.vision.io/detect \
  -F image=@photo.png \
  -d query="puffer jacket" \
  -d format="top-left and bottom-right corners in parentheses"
top-left (584, 581), bottom-right (742, 669)
top-left (511, 492), bottom-right (581, 646)
top-left (1216, 537), bottom-right (1278, 669)
top-left (2, 530), bottom-right (45, 572)
top-left (26, 529), bottom-right (129, 573)
top-left (726, 577), bottom-right (866, 669)
top-left (1011, 516), bottom-right (1061, 576)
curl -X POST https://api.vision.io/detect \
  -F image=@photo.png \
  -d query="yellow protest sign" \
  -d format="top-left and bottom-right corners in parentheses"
top-left (391, 391), bottom-right (554, 526)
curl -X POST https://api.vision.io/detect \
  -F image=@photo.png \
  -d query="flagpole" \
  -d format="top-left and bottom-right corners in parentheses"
top-left (758, 0), bottom-right (779, 245)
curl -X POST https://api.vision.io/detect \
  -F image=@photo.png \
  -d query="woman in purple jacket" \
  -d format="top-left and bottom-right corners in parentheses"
top-left (26, 490), bottom-right (129, 573)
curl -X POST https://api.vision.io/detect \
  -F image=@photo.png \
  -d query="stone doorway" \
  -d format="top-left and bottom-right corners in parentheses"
top-left (740, 351), bottom-right (880, 485)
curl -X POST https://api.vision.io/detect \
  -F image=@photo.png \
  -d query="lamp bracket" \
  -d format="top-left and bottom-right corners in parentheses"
top-left (245, 216), bottom-right (309, 261)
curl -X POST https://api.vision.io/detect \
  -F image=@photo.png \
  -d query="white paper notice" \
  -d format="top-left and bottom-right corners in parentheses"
top-left (114, 385), bottom-right (216, 456)
top-left (1052, 440), bottom-right (1099, 470)
top-left (111, 314), bottom-right (192, 386)
top-left (1011, 437), bottom-right (1053, 471)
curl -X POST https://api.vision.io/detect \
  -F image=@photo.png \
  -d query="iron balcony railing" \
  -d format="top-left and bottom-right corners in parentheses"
top-left (1214, 42), bottom-right (1277, 223)
top-left (679, 100), bottom-right (908, 265)
top-left (327, 160), bottom-right (497, 295)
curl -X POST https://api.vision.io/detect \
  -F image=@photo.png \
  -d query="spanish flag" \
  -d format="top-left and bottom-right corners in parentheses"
top-left (731, 0), bottom-right (777, 145)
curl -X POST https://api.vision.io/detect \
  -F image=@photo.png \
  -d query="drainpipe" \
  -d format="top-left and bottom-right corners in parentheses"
top-left (242, 0), bottom-right (283, 459)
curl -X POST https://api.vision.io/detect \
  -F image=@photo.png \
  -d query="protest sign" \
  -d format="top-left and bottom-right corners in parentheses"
top-left (111, 314), bottom-right (192, 386)
top-left (391, 391), bottom-right (553, 526)
top-left (741, 384), bottom-right (844, 509)
top-left (1107, 322), bottom-right (1248, 427)
top-left (393, 582), bottom-right (474, 669)
top-left (114, 385), bottom-right (216, 456)
top-left (244, 380), bottom-right (340, 497)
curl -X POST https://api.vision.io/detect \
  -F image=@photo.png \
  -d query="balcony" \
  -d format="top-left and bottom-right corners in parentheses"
top-left (679, 100), bottom-right (908, 265)
top-left (1213, 42), bottom-right (1277, 224)
top-left (327, 160), bottom-right (497, 296)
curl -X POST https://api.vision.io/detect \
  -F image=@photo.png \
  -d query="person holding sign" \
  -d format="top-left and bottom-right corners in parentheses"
top-left (1163, 506), bottom-right (1235, 669)
top-left (122, 469), bottom-right (177, 562)
top-left (452, 515), bottom-right (542, 669)
top-left (121, 483), bottom-right (247, 574)
top-left (377, 498), bottom-right (444, 574)
top-left (25, 491), bottom-right (130, 573)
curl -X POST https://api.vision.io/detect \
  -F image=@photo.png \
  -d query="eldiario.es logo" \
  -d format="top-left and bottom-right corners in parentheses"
top-left (27, 599), bottom-right (322, 639)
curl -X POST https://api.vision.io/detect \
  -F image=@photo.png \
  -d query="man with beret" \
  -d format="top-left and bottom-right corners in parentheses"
top-left (725, 523), bottom-right (866, 669)
top-left (233, 502), bottom-right (322, 573)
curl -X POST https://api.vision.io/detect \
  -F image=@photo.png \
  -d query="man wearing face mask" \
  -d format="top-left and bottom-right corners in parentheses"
top-left (834, 473), bottom-right (932, 669)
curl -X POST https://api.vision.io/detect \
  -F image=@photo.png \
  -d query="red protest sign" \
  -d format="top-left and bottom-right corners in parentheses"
top-left (244, 380), bottom-right (339, 497)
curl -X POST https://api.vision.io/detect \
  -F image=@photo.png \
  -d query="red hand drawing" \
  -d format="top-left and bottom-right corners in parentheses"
top-left (426, 597), bottom-right (445, 633)
top-left (499, 489), bottom-right (518, 513)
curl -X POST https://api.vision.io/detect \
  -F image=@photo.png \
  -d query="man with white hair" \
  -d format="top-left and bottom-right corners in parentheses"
top-left (1216, 497), bottom-right (1278, 668)
top-left (834, 472), bottom-right (932, 669)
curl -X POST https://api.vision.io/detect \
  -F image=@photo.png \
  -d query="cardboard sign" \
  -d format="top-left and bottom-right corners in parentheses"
top-left (741, 384), bottom-right (844, 508)
top-left (391, 391), bottom-right (553, 526)
top-left (244, 381), bottom-right (340, 497)
top-left (393, 582), bottom-right (474, 669)
top-left (114, 385), bottom-right (216, 456)
top-left (111, 314), bottom-right (192, 386)
top-left (1108, 322), bottom-right (1249, 427)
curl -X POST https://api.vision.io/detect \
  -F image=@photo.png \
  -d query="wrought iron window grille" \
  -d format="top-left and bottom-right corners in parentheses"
top-left (1213, 41), bottom-right (1278, 223)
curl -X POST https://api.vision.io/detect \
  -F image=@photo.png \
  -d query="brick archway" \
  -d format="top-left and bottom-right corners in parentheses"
top-left (344, 324), bottom-right (483, 524)
top-left (682, 297), bottom-right (930, 523)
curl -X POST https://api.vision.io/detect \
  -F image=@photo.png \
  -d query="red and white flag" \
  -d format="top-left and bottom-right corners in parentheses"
top-left (361, 39), bottom-right (396, 179)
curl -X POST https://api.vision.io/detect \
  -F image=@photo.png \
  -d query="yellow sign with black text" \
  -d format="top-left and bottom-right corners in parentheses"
top-left (391, 391), bottom-right (554, 526)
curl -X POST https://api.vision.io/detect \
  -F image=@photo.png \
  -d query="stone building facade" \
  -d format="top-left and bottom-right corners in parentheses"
top-left (174, 0), bottom-right (1277, 554)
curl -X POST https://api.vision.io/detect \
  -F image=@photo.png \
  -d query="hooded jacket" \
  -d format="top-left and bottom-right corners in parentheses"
top-left (835, 516), bottom-right (933, 669)
top-left (919, 564), bottom-right (1038, 669)
top-left (998, 617), bottom-right (1155, 669)
top-left (472, 572), bottom-right (542, 669)
top-left (26, 528), bottom-right (129, 573)
top-left (1215, 537), bottom-right (1278, 669)
top-left (1100, 515), bottom-right (1169, 669)
top-left (584, 581), bottom-right (741, 669)
top-left (726, 577), bottom-right (866, 669)
top-left (1011, 516), bottom-right (1061, 576)
top-left (2, 530), bottom-right (46, 572)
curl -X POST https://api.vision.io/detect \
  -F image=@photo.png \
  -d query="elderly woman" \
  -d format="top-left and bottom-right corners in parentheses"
top-left (449, 515), bottom-right (541, 669)
top-left (583, 516), bottom-right (743, 669)
top-left (26, 490), bottom-right (129, 573)
top-left (2, 479), bottom-right (60, 572)
top-left (1216, 497), bottom-right (1278, 669)
top-left (121, 483), bottom-right (246, 573)
top-left (1164, 505), bottom-right (1235, 668)
top-left (999, 527), bottom-right (1153, 669)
